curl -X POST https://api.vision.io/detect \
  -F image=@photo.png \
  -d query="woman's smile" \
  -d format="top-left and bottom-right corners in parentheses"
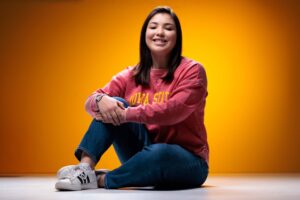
top-left (153, 38), bottom-right (168, 46)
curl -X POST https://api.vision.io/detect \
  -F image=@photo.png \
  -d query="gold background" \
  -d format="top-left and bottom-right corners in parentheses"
top-left (0, 0), bottom-right (299, 174)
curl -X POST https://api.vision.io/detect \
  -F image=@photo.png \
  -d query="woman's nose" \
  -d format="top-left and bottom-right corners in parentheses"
top-left (156, 27), bottom-right (164, 36)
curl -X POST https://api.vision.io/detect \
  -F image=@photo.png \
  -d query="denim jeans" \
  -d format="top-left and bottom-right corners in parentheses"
top-left (75, 97), bottom-right (208, 189)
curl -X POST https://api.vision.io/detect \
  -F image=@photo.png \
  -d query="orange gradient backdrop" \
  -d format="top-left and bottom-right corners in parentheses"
top-left (0, 0), bottom-right (299, 174)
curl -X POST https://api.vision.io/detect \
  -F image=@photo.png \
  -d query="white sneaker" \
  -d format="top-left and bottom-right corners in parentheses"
top-left (56, 165), bottom-right (76, 179)
top-left (55, 163), bottom-right (98, 191)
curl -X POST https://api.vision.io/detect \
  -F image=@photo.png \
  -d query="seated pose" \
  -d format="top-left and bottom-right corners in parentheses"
top-left (55, 6), bottom-right (209, 190)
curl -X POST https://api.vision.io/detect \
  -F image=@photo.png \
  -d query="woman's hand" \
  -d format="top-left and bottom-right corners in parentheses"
top-left (95, 96), bottom-right (126, 126)
top-left (95, 108), bottom-right (126, 125)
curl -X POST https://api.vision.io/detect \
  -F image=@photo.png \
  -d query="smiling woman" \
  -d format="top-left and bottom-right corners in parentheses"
top-left (146, 13), bottom-right (177, 61)
top-left (55, 6), bottom-right (209, 191)
top-left (135, 6), bottom-right (183, 86)
top-left (0, 0), bottom-right (299, 185)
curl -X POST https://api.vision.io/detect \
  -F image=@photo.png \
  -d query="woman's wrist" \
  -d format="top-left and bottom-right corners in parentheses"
top-left (95, 94), bottom-right (106, 111)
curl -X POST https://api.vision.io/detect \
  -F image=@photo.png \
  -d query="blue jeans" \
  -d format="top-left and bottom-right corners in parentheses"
top-left (75, 97), bottom-right (208, 189)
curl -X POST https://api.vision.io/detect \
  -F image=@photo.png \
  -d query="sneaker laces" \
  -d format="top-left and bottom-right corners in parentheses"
top-left (60, 167), bottom-right (76, 179)
top-left (65, 164), bottom-right (93, 181)
top-left (62, 166), bottom-right (79, 180)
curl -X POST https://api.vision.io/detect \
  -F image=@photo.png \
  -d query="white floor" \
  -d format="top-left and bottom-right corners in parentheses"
top-left (0, 174), bottom-right (299, 200)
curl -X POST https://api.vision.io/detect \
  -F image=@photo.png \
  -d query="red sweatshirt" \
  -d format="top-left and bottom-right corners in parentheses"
top-left (85, 57), bottom-right (209, 163)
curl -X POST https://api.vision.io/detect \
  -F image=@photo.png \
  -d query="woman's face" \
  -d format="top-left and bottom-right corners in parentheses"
top-left (145, 13), bottom-right (177, 57)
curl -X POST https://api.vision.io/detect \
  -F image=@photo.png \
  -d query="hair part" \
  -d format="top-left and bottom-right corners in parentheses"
top-left (133, 6), bottom-right (182, 87)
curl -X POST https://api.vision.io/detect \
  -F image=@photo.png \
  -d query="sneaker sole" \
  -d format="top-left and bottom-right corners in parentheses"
top-left (55, 181), bottom-right (98, 191)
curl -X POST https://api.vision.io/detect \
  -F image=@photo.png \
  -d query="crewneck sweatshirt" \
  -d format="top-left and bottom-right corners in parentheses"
top-left (85, 57), bottom-right (209, 163)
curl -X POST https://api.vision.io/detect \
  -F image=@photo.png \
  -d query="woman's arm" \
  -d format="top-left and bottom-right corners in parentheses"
top-left (125, 64), bottom-right (207, 125)
top-left (85, 67), bottom-right (131, 124)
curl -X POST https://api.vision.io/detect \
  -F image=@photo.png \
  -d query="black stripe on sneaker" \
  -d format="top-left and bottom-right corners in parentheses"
top-left (77, 176), bottom-right (84, 184)
top-left (87, 175), bottom-right (90, 183)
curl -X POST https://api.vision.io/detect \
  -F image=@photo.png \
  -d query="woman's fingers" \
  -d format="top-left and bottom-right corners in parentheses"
top-left (95, 116), bottom-right (102, 121)
top-left (117, 101), bottom-right (126, 110)
top-left (95, 112), bottom-right (103, 121)
top-left (113, 110), bottom-right (121, 126)
top-left (96, 101), bottom-right (124, 125)
top-left (98, 96), bottom-right (122, 114)
top-left (100, 111), bottom-right (118, 126)
top-left (101, 113), bottom-right (109, 123)
top-left (109, 110), bottom-right (120, 126)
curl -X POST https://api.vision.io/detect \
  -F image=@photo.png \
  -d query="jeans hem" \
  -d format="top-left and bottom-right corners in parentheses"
top-left (74, 146), bottom-right (98, 164)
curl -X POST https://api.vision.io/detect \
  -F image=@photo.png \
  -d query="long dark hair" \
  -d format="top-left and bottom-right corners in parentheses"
top-left (133, 6), bottom-right (182, 87)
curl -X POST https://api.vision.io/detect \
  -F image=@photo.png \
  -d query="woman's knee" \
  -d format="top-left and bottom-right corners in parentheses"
top-left (145, 144), bottom-right (208, 187)
top-left (143, 144), bottom-right (175, 163)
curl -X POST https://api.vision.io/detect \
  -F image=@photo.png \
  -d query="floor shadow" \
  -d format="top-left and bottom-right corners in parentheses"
top-left (119, 184), bottom-right (216, 191)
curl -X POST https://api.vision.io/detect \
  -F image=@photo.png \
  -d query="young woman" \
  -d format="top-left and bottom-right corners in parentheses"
top-left (55, 6), bottom-right (209, 190)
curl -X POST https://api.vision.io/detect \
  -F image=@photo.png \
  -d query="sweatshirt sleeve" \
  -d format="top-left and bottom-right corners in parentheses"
top-left (125, 64), bottom-right (207, 125)
top-left (85, 67), bottom-right (131, 117)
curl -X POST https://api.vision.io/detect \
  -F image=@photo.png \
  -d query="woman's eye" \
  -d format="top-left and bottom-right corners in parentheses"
top-left (149, 27), bottom-right (156, 29)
